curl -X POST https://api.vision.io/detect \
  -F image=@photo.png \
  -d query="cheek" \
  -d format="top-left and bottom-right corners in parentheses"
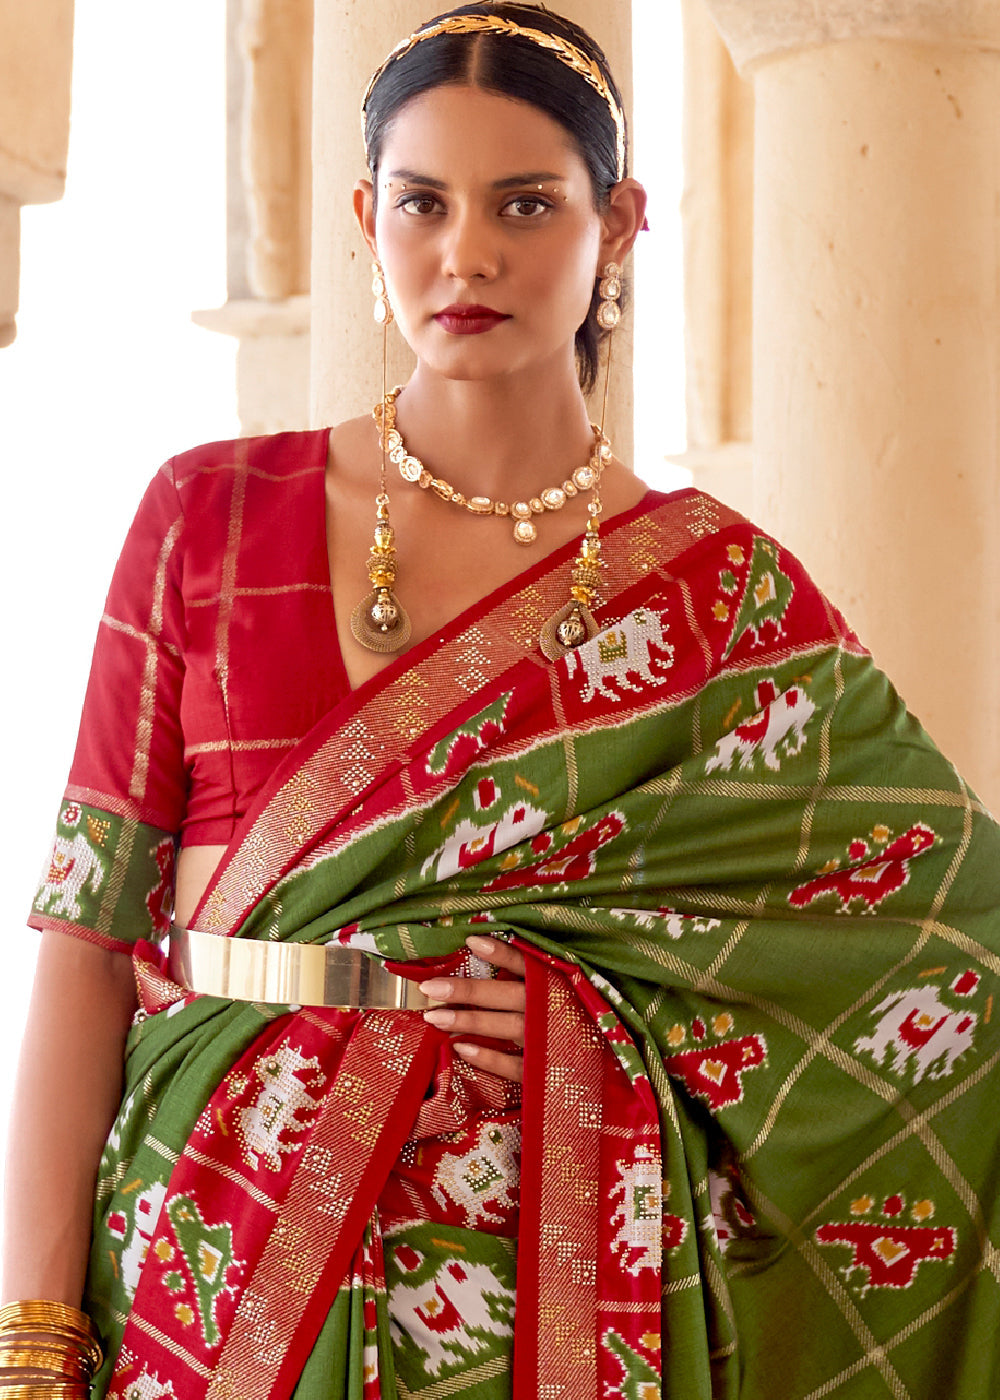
top-left (548, 242), bottom-right (600, 326)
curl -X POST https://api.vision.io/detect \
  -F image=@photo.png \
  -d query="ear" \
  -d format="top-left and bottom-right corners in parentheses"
top-left (598, 178), bottom-right (648, 268)
top-left (354, 179), bottom-right (379, 260)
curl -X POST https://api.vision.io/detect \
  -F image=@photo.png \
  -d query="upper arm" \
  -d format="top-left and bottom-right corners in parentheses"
top-left (28, 463), bottom-right (188, 954)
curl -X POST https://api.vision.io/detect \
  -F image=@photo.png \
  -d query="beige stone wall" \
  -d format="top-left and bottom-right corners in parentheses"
top-left (675, 0), bottom-right (754, 517)
top-left (241, 0), bottom-right (313, 299)
top-left (196, 0), bottom-right (314, 433)
top-left (0, 0), bottom-right (75, 345)
top-left (703, 0), bottom-right (1000, 808)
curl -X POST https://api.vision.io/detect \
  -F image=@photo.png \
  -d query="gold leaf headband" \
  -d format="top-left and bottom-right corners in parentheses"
top-left (362, 14), bottom-right (626, 183)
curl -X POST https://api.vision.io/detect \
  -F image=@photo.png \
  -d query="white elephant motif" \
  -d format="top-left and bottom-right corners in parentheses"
top-left (431, 1119), bottom-right (521, 1228)
top-left (238, 1041), bottom-right (324, 1172)
top-left (564, 608), bottom-right (674, 703)
top-left (116, 1366), bottom-right (177, 1400)
top-left (854, 986), bottom-right (977, 1083)
top-left (34, 832), bottom-right (107, 919)
top-left (609, 1145), bottom-right (663, 1274)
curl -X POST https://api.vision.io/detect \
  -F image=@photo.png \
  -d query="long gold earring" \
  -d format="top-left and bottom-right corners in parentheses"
top-left (371, 260), bottom-right (393, 327)
top-left (350, 264), bottom-right (412, 654)
top-left (539, 261), bottom-right (620, 661)
top-left (596, 260), bottom-right (622, 330)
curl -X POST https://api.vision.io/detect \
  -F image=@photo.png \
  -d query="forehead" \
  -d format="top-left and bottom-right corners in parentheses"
top-left (378, 84), bottom-right (586, 181)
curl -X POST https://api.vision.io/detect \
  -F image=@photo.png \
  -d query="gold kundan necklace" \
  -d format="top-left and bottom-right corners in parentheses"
top-left (350, 387), bottom-right (612, 661)
top-left (375, 387), bottom-right (609, 545)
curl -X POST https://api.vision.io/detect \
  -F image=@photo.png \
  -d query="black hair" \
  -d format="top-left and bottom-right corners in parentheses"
top-left (363, 2), bottom-right (627, 393)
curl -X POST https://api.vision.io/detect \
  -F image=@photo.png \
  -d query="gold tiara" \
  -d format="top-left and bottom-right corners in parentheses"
top-left (362, 14), bottom-right (626, 182)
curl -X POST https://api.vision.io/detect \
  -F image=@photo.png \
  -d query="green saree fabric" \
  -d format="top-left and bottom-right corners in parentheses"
top-left (87, 490), bottom-right (1000, 1399)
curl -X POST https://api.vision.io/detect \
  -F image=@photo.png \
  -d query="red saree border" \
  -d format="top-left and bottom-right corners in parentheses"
top-left (516, 952), bottom-right (605, 1395)
top-left (205, 1014), bottom-right (442, 1400)
top-left (192, 489), bottom-right (743, 935)
top-left (516, 946), bottom-right (665, 1398)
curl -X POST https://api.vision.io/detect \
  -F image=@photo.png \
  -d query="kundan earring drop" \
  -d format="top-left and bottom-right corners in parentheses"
top-left (350, 265), bottom-right (412, 654)
top-left (540, 261), bottom-right (621, 660)
top-left (371, 260), bottom-right (393, 327)
top-left (597, 261), bottom-right (623, 330)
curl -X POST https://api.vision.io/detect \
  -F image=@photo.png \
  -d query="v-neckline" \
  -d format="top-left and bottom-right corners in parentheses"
top-left (316, 425), bottom-right (679, 700)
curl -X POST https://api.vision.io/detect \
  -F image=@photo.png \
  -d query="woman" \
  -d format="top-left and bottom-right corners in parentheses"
top-left (4, 4), bottom-right (1000, 1397)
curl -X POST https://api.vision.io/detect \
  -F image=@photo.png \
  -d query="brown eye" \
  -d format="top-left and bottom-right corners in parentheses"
top-left (399, 194), bottom-right (441, 216)
top-left (502, 196), bottom-right (551, 219)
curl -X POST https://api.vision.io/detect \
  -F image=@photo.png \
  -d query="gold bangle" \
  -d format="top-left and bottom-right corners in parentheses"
top-left (0, 1385), bottom-right (90, 1399)
top-left (0, 1338), bottom-right (91, 1356)
top-left (0, 1304), bottom-right (95, 1343)
top-left (0, 1347), bottom-right (90, 1377)
top-left (0, 1339), bottom-right (99, 1377)
top-left (0, 1307), bottom-right (100, 1368)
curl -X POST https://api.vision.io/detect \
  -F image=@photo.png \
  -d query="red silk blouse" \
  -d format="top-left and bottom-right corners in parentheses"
top-left (30, 430), bottom-right (348, 952)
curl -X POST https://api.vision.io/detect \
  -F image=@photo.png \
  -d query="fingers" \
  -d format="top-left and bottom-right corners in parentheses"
top-left (422, 1005), bottom-right (525, 1045)
top-left (466, 934), bottom-right (526, 978)
top-left (418, 936), bottom-right (525, 1013)
top-left (453, 1040), bottom-right (524, 1084)
top-left (419, 935), bottom-right (527, 1083)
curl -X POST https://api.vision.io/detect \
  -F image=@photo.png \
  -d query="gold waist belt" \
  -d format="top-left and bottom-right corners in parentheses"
top-left (168, 925), bottom-right (433, 1010)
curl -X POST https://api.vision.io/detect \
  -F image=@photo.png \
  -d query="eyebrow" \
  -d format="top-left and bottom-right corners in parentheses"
top-left (384, 168), bottom-right (566, 191)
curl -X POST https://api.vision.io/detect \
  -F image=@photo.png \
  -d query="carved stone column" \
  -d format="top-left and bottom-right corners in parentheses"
top-left (0, 0), bottom-right (74, 347)
top-left (310, 0), bottom-right (635, 463)
top-left (673, 0), bottom-right (754, 517)
top-left (194, 0), bottom-right (314, 434)
top-left (703, 0), bottom-right (1000, 807)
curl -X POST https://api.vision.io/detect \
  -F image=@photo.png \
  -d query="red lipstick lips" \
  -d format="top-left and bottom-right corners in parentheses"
top-left (434, 304), bottom-right (511, 336)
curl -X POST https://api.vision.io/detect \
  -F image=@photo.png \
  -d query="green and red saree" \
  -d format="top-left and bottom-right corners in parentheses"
top-left (87, 489), bottom-right (1000, 1399)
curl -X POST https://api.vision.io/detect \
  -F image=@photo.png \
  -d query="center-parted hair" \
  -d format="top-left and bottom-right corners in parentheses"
top-left (362, 2), bottom-right (628, 392)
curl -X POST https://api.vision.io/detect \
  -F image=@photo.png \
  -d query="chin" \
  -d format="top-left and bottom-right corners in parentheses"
top-left (418, 338), bottom-right (567, 387)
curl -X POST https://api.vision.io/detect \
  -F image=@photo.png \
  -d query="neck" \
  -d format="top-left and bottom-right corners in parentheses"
top-left (389, 357), bottom-right (601, 500)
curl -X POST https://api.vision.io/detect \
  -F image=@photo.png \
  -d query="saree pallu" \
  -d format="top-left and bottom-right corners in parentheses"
top-left (86, 490), bottom-right (1000, 1399)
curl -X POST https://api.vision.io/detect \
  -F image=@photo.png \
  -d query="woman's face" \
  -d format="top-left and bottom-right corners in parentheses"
top-left (360, 84), bottom-right (608, 384)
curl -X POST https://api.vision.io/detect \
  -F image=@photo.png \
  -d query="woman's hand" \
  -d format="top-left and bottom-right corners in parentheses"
top-left (419, 935), bottom-right (526, 1083)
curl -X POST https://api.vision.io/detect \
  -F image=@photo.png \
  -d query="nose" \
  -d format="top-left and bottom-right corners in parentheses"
top-left (440, 206), bottom-right (501, 283)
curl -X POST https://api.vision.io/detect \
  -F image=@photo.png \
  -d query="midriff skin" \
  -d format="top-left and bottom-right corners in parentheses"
top-left (175, 844), bottom-right (229, 928)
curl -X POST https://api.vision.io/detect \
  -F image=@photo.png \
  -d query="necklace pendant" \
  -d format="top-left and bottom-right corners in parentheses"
top-left (350, 588), bottom-right (412, 654)
top-left (513, 518), bottom-right (538, 545)
top-left (539, 601), bottom-right (599, 661)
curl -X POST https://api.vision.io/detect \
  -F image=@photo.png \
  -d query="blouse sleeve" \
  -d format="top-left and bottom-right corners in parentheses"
top-left (28, 461), bottom-right (187, 954)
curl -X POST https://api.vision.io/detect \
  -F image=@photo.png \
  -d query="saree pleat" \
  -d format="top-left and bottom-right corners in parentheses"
top-left (87, 493), bottom-right (1000, 1399)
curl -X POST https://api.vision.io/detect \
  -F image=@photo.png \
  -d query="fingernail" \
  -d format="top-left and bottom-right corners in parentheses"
top-left (423, 1008), bottom-right (455, 1027)
top-left (453, 1042), bottom-right (479, 1059)
top-left (419, 978), bottom-right (452, 999)
top-left (466, 935), bottom-right (495, 955)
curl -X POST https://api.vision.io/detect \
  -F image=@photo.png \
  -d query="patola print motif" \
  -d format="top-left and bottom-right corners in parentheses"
top-left (852, 970), bottom-right (981, 1084)
top-left (664, 1012), bottom-right (768, 1113)
top-left (72, 479), bottom-right (1000, 1400)
top-left (816, 1192), bottom-right (957, 1297)
top-left (33, 799), bottom-right (174, 941)
top-left (789, 823), bottom-right (939, 915)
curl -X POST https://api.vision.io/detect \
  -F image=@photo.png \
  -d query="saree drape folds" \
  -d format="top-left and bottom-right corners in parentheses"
top-left (88, 491), bottom-right (1000, 1400)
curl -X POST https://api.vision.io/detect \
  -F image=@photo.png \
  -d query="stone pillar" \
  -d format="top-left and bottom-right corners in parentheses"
top-left (0, 0), bottom-right (74, 347)
top-left (702, 0), bottom-right (1000, 809)
top-left (194, 0), bottom-right (314, 434)
top-left (673, 0), bottom-right (754, 518)
top-left (310, 0), bottom-right (635, 462)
